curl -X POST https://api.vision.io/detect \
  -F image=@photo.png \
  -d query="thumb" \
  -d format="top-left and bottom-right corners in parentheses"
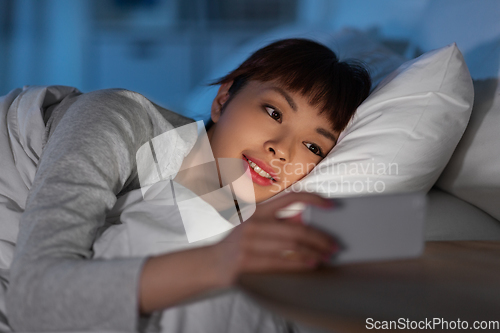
top-left (261, 192), bottom-right (332, 215)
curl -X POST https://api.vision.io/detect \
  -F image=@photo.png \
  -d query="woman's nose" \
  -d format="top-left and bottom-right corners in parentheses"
top-left (265, 136), bottom-right (293, 162)
top-left (268, 147), bottom-right (286, 161)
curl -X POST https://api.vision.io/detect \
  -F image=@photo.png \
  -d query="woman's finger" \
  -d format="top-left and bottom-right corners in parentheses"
top-left (244, 220), bottom-right (336, 255)
top-left (258, 192), bottom-right (332, 216)
top-left (236, 253), bottom-right (319, 274)
top-left (241, 236), bottom-right (324, 263)
top-left (281, 212), bottom-right (302, 224)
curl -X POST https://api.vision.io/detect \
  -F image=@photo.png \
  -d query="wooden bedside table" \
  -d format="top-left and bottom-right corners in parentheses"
top-left (239, 241), bottom-right (500, 332)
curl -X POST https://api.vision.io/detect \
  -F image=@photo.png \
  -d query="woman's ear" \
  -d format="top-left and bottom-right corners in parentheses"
top-left (210, 81), bottom-right (232, 123)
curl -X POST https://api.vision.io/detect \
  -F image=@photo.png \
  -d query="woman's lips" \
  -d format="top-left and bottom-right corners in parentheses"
top-left (242, 155), bottom-right (278, 186)
top-left (243, 155), bottom-right (278, 179)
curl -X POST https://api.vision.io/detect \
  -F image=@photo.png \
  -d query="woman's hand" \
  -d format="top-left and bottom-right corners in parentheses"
top-left (139, 192), bottom-right (337, 314)
top-left (212, 192), bottom-right (338, 286)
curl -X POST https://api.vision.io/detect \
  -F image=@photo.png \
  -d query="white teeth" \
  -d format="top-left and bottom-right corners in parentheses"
top-left (246, 158), bottom-right (273, 180)
top-left (258, 169), bottom-right (268, 178)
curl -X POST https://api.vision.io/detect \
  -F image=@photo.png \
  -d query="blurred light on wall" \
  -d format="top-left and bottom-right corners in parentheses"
top-left (0, 0), bottom-right (430, 117)
top-left (0, 0), bottom-right (297, 114)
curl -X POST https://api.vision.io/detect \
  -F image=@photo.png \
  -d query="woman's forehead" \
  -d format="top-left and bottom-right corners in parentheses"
top-left (247, 81), bottom-right (329, 114)
top-left (245, 80), bottom-right (310, 106)
top-left (239, 80), bottom-right (338, 138)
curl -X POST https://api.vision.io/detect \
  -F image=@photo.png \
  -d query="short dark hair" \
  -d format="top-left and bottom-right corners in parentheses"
top-left (210, 38), bottom-right (371, 133)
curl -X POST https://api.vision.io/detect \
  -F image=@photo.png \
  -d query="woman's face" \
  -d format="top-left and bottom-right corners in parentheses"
top-left (207, 80), bottom-right (338, 203)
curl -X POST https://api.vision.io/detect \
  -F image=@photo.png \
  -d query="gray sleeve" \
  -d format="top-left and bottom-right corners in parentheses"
top-left (6, 90), bottom-right (160, 332)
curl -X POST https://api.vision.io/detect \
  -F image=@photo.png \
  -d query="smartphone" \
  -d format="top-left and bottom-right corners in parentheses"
top-left (302, 192), bottom-right (426, 265)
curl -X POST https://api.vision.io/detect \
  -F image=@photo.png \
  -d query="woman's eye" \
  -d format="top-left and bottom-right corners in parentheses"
top-left (265, 106), bottom-right (282, 123)
top-left (304, 142), bottom-right (323, 157)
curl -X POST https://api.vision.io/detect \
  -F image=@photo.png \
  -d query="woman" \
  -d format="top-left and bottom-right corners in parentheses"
top-left (6, 38), bottom-right (370, 331)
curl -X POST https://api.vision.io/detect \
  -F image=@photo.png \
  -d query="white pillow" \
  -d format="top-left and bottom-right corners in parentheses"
top-left (436, 37), bottom-right (500, 220)
top-left (288, 43), bottom-right (474, 197)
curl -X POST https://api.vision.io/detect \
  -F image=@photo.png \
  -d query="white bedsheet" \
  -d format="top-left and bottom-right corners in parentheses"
top-left (93, 187), bottom-right (286, 333)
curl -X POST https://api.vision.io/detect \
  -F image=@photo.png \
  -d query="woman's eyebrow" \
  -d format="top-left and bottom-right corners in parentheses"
top-left (269, 87), bottom-right (297, 111)
top-left (317, 128), bottom-right (337, 142)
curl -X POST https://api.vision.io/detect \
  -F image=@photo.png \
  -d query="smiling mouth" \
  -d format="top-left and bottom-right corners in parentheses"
top-left (243, 156), bottom-right (276, 181)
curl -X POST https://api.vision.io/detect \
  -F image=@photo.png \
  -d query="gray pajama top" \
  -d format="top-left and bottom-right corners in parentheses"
top-left (6, 89), bottom-right (195, 332)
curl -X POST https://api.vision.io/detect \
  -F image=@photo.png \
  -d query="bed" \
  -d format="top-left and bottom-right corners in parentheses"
top-left (1, 0), bottom-right (500, 332)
